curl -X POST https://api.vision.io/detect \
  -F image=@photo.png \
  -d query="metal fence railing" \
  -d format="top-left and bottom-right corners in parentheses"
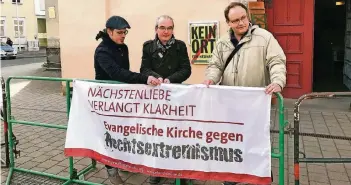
top-left (4, 76), bottom-right (287, 185)
top-left (293, 92), bottom-right (351, 185)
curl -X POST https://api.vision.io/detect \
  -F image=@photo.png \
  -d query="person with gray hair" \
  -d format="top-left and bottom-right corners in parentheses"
top-left (140, 15), bottom-right (191, 86)
top-left (140, 15), bottom-right (192, 185)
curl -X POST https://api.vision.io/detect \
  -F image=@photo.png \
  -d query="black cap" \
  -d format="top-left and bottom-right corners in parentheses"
top-left (105, 16), bottom-right (131, 29)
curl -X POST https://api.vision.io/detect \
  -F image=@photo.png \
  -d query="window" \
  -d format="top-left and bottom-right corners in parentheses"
top-left (12, 0), bottom-right (21, 3)
top-left (13, 18), bottom-right (25, 37)
top-left (39, 0), bottom-right (45, 11)
top-left (0, 17), bottom-right (5, 37)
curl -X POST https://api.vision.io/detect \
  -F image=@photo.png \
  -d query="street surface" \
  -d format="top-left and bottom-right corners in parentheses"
top-left (1, 56), bottom-right (45, 97)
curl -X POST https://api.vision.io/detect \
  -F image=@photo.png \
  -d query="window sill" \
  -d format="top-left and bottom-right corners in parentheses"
top-left (12, 2), bottom-right (23, 5)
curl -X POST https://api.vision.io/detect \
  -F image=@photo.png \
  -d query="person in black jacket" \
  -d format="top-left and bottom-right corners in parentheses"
top-left (140, 15), bottom-right (191, 85)
top-left (140, 15), bottom-right (192, 185)
top-left (94, 15), bottom-right (160, 185)
top-left (6, 38), bottom-right (13, 47)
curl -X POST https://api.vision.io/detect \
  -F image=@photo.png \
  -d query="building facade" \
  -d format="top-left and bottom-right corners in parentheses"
top-left (0, 0), bottom-right (38, 50)
top-left (57, 0), bottom-right (348, 98)
top-left (44, 0), bottom-right (61, 69)
top-left (34, 0), bottom-right (46, 48)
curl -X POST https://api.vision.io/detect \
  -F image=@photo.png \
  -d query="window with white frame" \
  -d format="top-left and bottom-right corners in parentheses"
top-left (39, 0), bottom-right (45, 11)
top-left (13, 18), bottom-right (25, 37)
top-left (0, 17), bottom-right (5, 37)
top-left (12, 0), bottom-right (22, 3)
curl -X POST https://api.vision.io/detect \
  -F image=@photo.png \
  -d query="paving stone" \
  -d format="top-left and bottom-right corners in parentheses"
top-left (320, 145), bottom-right (339, 153)
top-left (25, 151), bottom-right (45, 158)
top-left (36, 159), bottom-right (59, 169)
top-left (56, 159), bottom-right (70, 167)
top-left (308, 172), bottom-right (330, 183)
top-left (93, 168), bottom-right (108, 179)
top-left (17, 160), bottom-right (41, 169)
top-left (330, 180), bottom-right (351, 185)
top-left (328, 171), bottom-right (350, 182)
top-left (322, 150), bottom-right (340, 158)
top-left (308, 182), bottom-right (330, 185)
top-left (125, 173), bottom-right (148, 184)
top-left (15, 156), bottom-right (34, 165)
top-left (86, 176), bottom-right (106, 184)
top-left (75, 158), bottom-right (95, 166)
top-left (51, 153), bottom-right (67, 162)
top-left (339, 150), bottom-right (351, 158)
top-left (30, 166), bottom-right (48, 172)
top-left (31, 154), bottom-right (53, 163)
top-left (45, 165), bottom-right (66, 175)
top-left (307, 164), bottom-right (328, 175)
top-left (335, 144), bottom-right (351, 150)
top-left (326, 164), bottom-right (347, 173)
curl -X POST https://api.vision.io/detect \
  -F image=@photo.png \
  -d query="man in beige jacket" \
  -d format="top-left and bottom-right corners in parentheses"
top-left (203, 2), bottom-right (286, 96)
top-left (203, 2), bottom-right (286, 185)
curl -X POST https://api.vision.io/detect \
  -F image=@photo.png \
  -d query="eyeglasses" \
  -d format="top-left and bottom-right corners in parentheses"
top-left (229, 15), bottom-right (248, 25)
top-left (116, 30), bottom-right (128, 35)
top-left (158, 26), bottom-right (174, 31)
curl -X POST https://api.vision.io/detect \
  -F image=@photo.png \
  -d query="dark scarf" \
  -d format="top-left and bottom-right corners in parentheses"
top-left (156, 34), bottom-right (175, 56)
top-left (229, 28), bottom-right (249, 47)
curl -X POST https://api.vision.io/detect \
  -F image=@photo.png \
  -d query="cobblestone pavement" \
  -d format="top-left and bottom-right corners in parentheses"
top-left (1, 70), bottom-right (351, 185)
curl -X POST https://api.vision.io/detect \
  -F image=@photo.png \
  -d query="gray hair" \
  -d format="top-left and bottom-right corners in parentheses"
top-left (155, 15), bottom-right (174, 28)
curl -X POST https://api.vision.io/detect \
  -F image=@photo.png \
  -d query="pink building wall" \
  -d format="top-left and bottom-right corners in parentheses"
top-left (59, 0), bottom-right (249, 86)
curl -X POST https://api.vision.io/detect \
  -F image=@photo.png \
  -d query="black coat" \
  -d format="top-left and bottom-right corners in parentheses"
top-left (94, 35), bottom-right (148, 84)
top-left (140, 39), bottom-right (191, 83)
top-left (6, 40), bottom-right (13, 47)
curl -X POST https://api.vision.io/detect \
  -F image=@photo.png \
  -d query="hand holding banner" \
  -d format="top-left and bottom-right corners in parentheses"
top-left (64, 81), bottom-right (272, 184)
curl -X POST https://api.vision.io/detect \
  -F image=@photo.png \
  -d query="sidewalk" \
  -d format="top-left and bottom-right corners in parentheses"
top-left (1, 70), bottom-right (351, 185)
top-left (16, 49), bottom-right (47, 59)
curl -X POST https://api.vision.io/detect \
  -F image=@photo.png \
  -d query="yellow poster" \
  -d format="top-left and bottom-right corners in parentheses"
top-left (48, 7), bottom-right (56, 19)
top-left (188, 21), bottom-right (219, 64)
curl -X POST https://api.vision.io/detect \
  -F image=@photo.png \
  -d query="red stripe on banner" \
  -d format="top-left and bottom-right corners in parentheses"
top-left (91, 111), bottom-right (244, 125)
top-left (64, 148), bottom-right (271, 185)
top-left (190, 24), bottom-right (217, 64)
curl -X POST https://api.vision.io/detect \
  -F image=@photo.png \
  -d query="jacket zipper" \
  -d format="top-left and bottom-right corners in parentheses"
top-left (233, 53), bottom-right (240, 86)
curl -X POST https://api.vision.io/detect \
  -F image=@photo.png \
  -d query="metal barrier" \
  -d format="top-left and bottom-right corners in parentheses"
top-left (1, 77), bottom-right (20, 168)
top-left (1, 77), bottom-right (10, 168)
top-left (293, 92), bottom-right (351, 185)
top-left (5, 76), bottom-right (287, 185)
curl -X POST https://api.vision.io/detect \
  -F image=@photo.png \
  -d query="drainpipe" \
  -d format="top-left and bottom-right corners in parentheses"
top-left (15, 0), bottom-right (21, 51)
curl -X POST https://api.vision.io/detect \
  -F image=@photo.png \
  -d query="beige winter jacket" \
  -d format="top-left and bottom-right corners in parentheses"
top-left (205, 25), bottom-right (287, 88)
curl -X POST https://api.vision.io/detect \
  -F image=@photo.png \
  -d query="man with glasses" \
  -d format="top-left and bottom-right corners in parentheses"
top-left (94, 15), bottom-right (160, 185)
top-left (203, 2), bottom-right (286, 185)
top-left (140, 15), bottom-right (191, 86)
top-left (140, 15), bottom-right (191, 185)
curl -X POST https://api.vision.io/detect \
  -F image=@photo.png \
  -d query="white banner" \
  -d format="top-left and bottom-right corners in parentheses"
top-left (64, 80), bottom-right (272, 184)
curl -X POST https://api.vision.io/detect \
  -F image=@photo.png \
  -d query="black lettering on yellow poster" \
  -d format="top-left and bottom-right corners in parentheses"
top-left (188, 21), bottom-right (219, 64)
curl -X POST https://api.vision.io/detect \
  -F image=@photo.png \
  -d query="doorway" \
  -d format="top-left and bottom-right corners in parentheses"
top-left (313, 0), bottom-right (349, 92)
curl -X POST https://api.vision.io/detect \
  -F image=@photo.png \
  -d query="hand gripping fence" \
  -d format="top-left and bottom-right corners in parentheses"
top-left (4, 76), bottom-right (287, 185)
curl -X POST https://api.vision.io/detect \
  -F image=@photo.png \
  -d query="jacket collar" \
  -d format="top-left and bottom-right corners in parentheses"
top-left (222, 25), bottom-right (259, 49)
top-left (150, 37), bottom-right (176, 53)
top-left (101, 35), bottom-right (126, 49)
